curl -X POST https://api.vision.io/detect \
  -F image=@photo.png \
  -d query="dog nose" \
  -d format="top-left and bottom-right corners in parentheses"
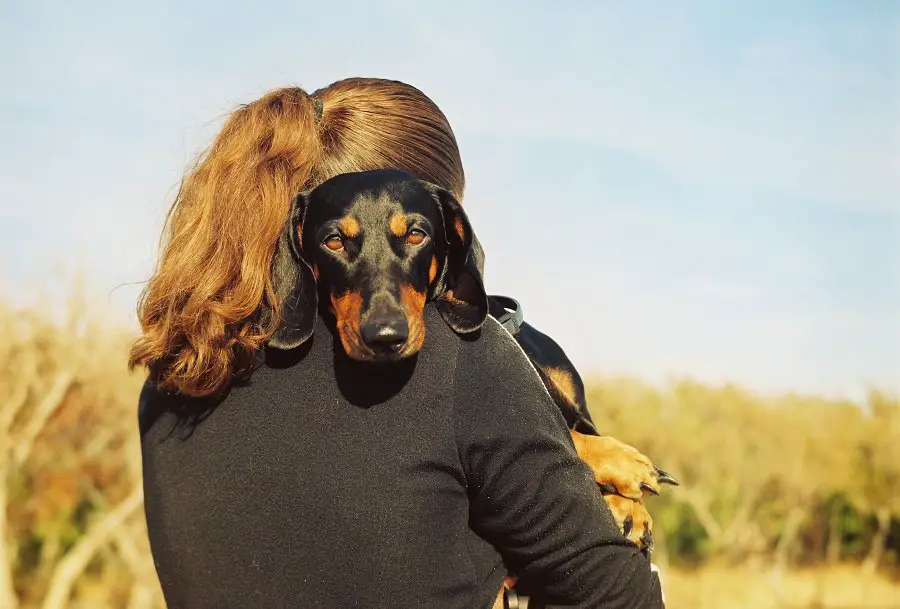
top-left (360, 318), bottom-right (409, 352)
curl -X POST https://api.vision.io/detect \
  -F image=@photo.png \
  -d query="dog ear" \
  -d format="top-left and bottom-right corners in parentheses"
top-left (424, 183), bottom-right (488, 334)
top-left (268, 191), bottom-right (318, 350)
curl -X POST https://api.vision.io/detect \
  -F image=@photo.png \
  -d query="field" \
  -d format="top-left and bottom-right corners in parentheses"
top-left (1, 291), bottom-right (897, 609)
top-left (663, 565), bottom-right (899, 609)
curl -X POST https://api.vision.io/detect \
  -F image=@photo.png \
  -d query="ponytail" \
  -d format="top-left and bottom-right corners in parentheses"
top-left (129, 88), bottom-right (322, 397)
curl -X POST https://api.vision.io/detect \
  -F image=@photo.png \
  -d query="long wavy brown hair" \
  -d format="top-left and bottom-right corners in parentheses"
top-left (129, 78), bottom-right (465, 397)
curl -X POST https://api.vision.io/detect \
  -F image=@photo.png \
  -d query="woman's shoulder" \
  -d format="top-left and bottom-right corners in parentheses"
top-left (137, 378), bottom-right (212, 439)
top-left (422, 302), bottom-right (549, 402)
top-left (464, 315), bottom-right (544, 379)
top-left (137, 378), bottom-right (166, 437)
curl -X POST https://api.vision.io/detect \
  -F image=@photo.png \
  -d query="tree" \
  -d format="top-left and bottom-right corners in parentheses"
top-left (853, 390), bottom-right (900, 573)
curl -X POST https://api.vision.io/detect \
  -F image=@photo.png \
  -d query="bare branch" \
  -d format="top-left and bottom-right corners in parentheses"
top-left (681, 488), bottom-right (724, 543)
top-left (126, 581), bottom-right (156, 609)
top-left (115, 525), bottom-right (162, 609)
top-left (773, 507), bottom-right (806, 570)
top-left (0, 474), bottom-right (19, 609)
top-left (112, 524), bottom-right (155, 584)
top-left (0, 342), bottom-right (39, 436)
top-left (862, 507), bottom-right (892, 574)
top-left (0, 380), bottom-right (29, 438)
top-left (721, 492), bottom-right (759, 548)
top-left (40, 484), bottom-right (144, 609)
top-left (10, 372), bottom-right (74, 468)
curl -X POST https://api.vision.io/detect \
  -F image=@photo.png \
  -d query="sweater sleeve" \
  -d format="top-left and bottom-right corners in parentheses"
top-left (452, 318), bottom-right (663, 609)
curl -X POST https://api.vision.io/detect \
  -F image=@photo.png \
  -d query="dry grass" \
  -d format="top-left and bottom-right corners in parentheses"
top-left (663, 565), bottom-right (900, 609)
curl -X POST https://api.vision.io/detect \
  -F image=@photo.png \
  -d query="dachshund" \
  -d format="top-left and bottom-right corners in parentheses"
top-left (268, 168), bottom-right (676, 605)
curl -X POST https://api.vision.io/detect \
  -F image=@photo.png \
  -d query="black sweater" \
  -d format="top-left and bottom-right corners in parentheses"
top-left (139, 305), bottom-right (663, 609)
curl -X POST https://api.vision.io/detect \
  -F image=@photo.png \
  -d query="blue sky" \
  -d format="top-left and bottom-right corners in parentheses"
top-left (1, 1), bottom-right (897, 400)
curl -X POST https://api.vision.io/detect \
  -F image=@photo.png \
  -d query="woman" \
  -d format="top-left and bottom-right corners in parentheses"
top-left (133, 78), bottom-right (664, 608)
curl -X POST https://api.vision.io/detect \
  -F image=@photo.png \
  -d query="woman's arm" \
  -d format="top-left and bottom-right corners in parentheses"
top-left (487, 295), bottom-right (594, 434)
top-left (453, 316), bottom-right (664, 609)
top-left (487, 295), bottom-right (677, 554)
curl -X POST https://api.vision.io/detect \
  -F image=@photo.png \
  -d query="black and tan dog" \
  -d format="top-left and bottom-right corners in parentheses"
top-left (268, 168), bottom-right (677, 559)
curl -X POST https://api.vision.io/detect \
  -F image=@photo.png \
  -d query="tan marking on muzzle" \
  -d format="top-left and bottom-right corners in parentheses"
top-left (331, 290), bottom-right (364, 357)
top-left (428, 256), bottom-right (439, 285)
top-left (399, 284), bottom-right (427, 356)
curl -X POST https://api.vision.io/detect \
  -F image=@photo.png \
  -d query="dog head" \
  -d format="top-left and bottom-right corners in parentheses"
top-left (268, 168), bottom-right (487, 361)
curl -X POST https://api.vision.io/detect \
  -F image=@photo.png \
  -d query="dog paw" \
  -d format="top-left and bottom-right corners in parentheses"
top-left (604, 494), bottom-right (655, 553)
top-left (570, 431), bottom-right (679, 500)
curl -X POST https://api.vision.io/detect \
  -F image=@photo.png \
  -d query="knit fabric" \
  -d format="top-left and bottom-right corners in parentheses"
top-left (139, 304), bottom-right (663, 608)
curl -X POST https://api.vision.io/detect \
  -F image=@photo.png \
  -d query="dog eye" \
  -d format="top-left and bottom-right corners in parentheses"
top-left (406, 229), bottom-right (427, 246)
top-left (323, 234), bottom-right (344, 251)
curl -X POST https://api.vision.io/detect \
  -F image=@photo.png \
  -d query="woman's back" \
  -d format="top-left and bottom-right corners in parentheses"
top-left (141, 305), bottom-right (500, 608)
top-left (140, 305), bottom-right (661, 608)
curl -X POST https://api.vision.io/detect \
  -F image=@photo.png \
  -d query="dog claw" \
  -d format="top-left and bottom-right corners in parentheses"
top-left (640, 527), bottom-right (654, 551)
top-left (640, 482), bottom-right (660, 496)
top-left (623, 515), bottom-right (634, 537)
top-left (655, 466), bottom-right (679, 486)
top-left (598, 482), bottom-right (618, 495)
